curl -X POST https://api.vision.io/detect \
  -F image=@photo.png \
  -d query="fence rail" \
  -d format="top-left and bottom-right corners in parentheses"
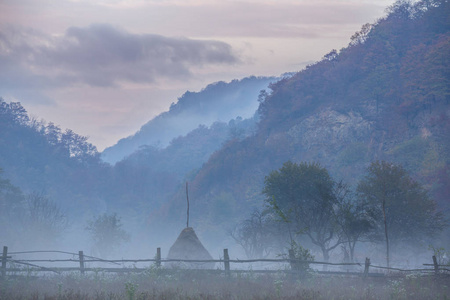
top-left (1, 245), bottom-right (447, 278)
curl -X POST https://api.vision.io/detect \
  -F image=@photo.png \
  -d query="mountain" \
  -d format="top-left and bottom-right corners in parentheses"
top-left (101, 76), bottom-right (276, 164)
top-left (1, 0), bottom-right (448, 253)
top-left (161, 0), bottom-right (450, 241)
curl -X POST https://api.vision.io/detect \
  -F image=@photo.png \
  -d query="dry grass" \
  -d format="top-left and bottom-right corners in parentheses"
top-left (0, 269), bottom-right (449, 299)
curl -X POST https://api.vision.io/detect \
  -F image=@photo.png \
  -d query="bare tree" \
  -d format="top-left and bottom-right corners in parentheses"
top-left (23, 192), bottom-right (69, 246)
top-left (86, 213), bottom-right (130, 258)
top-left (230, 209), bottom-right (286, 259)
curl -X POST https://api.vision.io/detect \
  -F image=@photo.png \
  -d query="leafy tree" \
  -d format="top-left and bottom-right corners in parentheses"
top-left (86, 213), bottom-right (130, 258)
top-left (350, 23), bottom-right (373, 46)
top-left (285, 240), bottom-right (315, 273)
top-left (45, 122), bottom-right (63, 146)
top-left (357, 161), bottom-right (446, 268)
top-left (263, 161), bottom-right (342, 262)
top-left (323, 49), bottom-right (338, 62)
top-left (0, 99), bottom-right (29, 126)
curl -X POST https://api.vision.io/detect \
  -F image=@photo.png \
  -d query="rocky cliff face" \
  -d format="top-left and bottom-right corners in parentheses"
top-left (287, 109), bottom-right (373, 152)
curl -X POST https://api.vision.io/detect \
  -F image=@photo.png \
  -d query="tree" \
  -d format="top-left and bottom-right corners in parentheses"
top-left (23, 192), bottom-right (68, 246)
top-left (357, 161), bottom-right (446, 268)
top-left (323, 49), bottom-right (338, 62)
top-left (0, 169), bottom-right (68, 247)
top-left (350, 23), bottom-right (373, 46)
top-left (0, 168), bottom-right (25, 245)
top-left (230, 209), bottom-right (287, 259)
top-left (335, 193), bottom-right (377, 263)
top-left (263, 161), bottom-right (342, 262)
top-left (285, 240), bottom-right (315, 273)
top-left (86, 213), bottom-right (130, 258)
top-left (0, 99), bottom-right (29, 126)
top-left (61, 129), bottom-right (99, 162)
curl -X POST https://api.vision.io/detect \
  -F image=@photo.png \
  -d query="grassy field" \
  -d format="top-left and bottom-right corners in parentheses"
top-left (0, 270), bottom-right (449, 299)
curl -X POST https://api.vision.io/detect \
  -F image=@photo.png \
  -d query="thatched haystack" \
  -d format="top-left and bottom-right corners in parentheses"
top-left (167, 227), bottom-right (215, 269)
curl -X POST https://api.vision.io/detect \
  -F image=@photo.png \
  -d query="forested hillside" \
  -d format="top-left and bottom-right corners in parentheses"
top-left (0, 99), bottom-right (109, 214)
top-left (170, 0), bottom-right (449, 245)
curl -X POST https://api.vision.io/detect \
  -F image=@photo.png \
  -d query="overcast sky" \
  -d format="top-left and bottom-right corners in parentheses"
top-left (0, 0), bottom-right (396, 151)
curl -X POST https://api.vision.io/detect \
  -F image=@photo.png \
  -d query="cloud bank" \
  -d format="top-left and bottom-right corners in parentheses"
top-left (0, 24), bottom-right (240, 89)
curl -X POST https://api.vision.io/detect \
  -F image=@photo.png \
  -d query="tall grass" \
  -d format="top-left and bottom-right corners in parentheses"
top-left (0, 270), bottom-right (448, 299)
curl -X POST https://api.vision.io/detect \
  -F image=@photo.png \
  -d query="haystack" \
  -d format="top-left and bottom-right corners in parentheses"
top-left (167, 227), bottom-right (215, 269)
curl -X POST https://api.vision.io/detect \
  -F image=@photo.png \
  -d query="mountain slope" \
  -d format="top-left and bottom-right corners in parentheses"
top-left (102, 76), bottom-right (276, 164)
top-left (166, 0), bottom-right (450, 236)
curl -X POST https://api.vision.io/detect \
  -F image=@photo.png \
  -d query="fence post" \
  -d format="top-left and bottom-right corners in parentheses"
top-left (156, 247), bottom-right (161, 268)
top-left (1, 246), bottom-right (7, 278)
top-left (432, 255), bottom-right (439, 275)
top-left (223, 249), bottom-right (230, 276)
top-left (363, 257), bottom-right (370, 278)
top-left (78, 251), bottom-right (85, 275)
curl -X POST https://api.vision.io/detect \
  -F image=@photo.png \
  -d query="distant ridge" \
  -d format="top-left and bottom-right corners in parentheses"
top-left (101, 76), bottom-right (276, 164)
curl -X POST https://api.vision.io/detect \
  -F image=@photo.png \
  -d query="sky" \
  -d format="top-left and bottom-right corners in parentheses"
top-left (0, 0), bottom-right (396, 151)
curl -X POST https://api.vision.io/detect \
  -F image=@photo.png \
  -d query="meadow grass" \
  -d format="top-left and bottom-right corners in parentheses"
top-left (0, 269), bottom-right (448, 299)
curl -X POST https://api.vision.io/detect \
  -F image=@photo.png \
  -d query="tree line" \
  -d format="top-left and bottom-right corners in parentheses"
top-left (232, 161), bottom-right (446, 268)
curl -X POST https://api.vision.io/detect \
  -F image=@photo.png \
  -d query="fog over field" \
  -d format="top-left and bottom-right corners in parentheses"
top-left (0, 0), bottom-right (449, 299)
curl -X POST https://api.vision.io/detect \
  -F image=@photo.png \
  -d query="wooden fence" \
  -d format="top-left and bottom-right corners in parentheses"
top-left (1, 246), bottom-right (449, 278)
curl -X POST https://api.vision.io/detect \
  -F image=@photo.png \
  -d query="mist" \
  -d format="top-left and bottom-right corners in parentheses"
top-left (101, 76), bottom-right (276, 164)
top-left (1, 0), bottom-right (450, 298)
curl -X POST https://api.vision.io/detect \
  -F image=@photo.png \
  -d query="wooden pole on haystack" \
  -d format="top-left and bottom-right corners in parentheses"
top-left (186, 182), bottom-right (190, 228)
